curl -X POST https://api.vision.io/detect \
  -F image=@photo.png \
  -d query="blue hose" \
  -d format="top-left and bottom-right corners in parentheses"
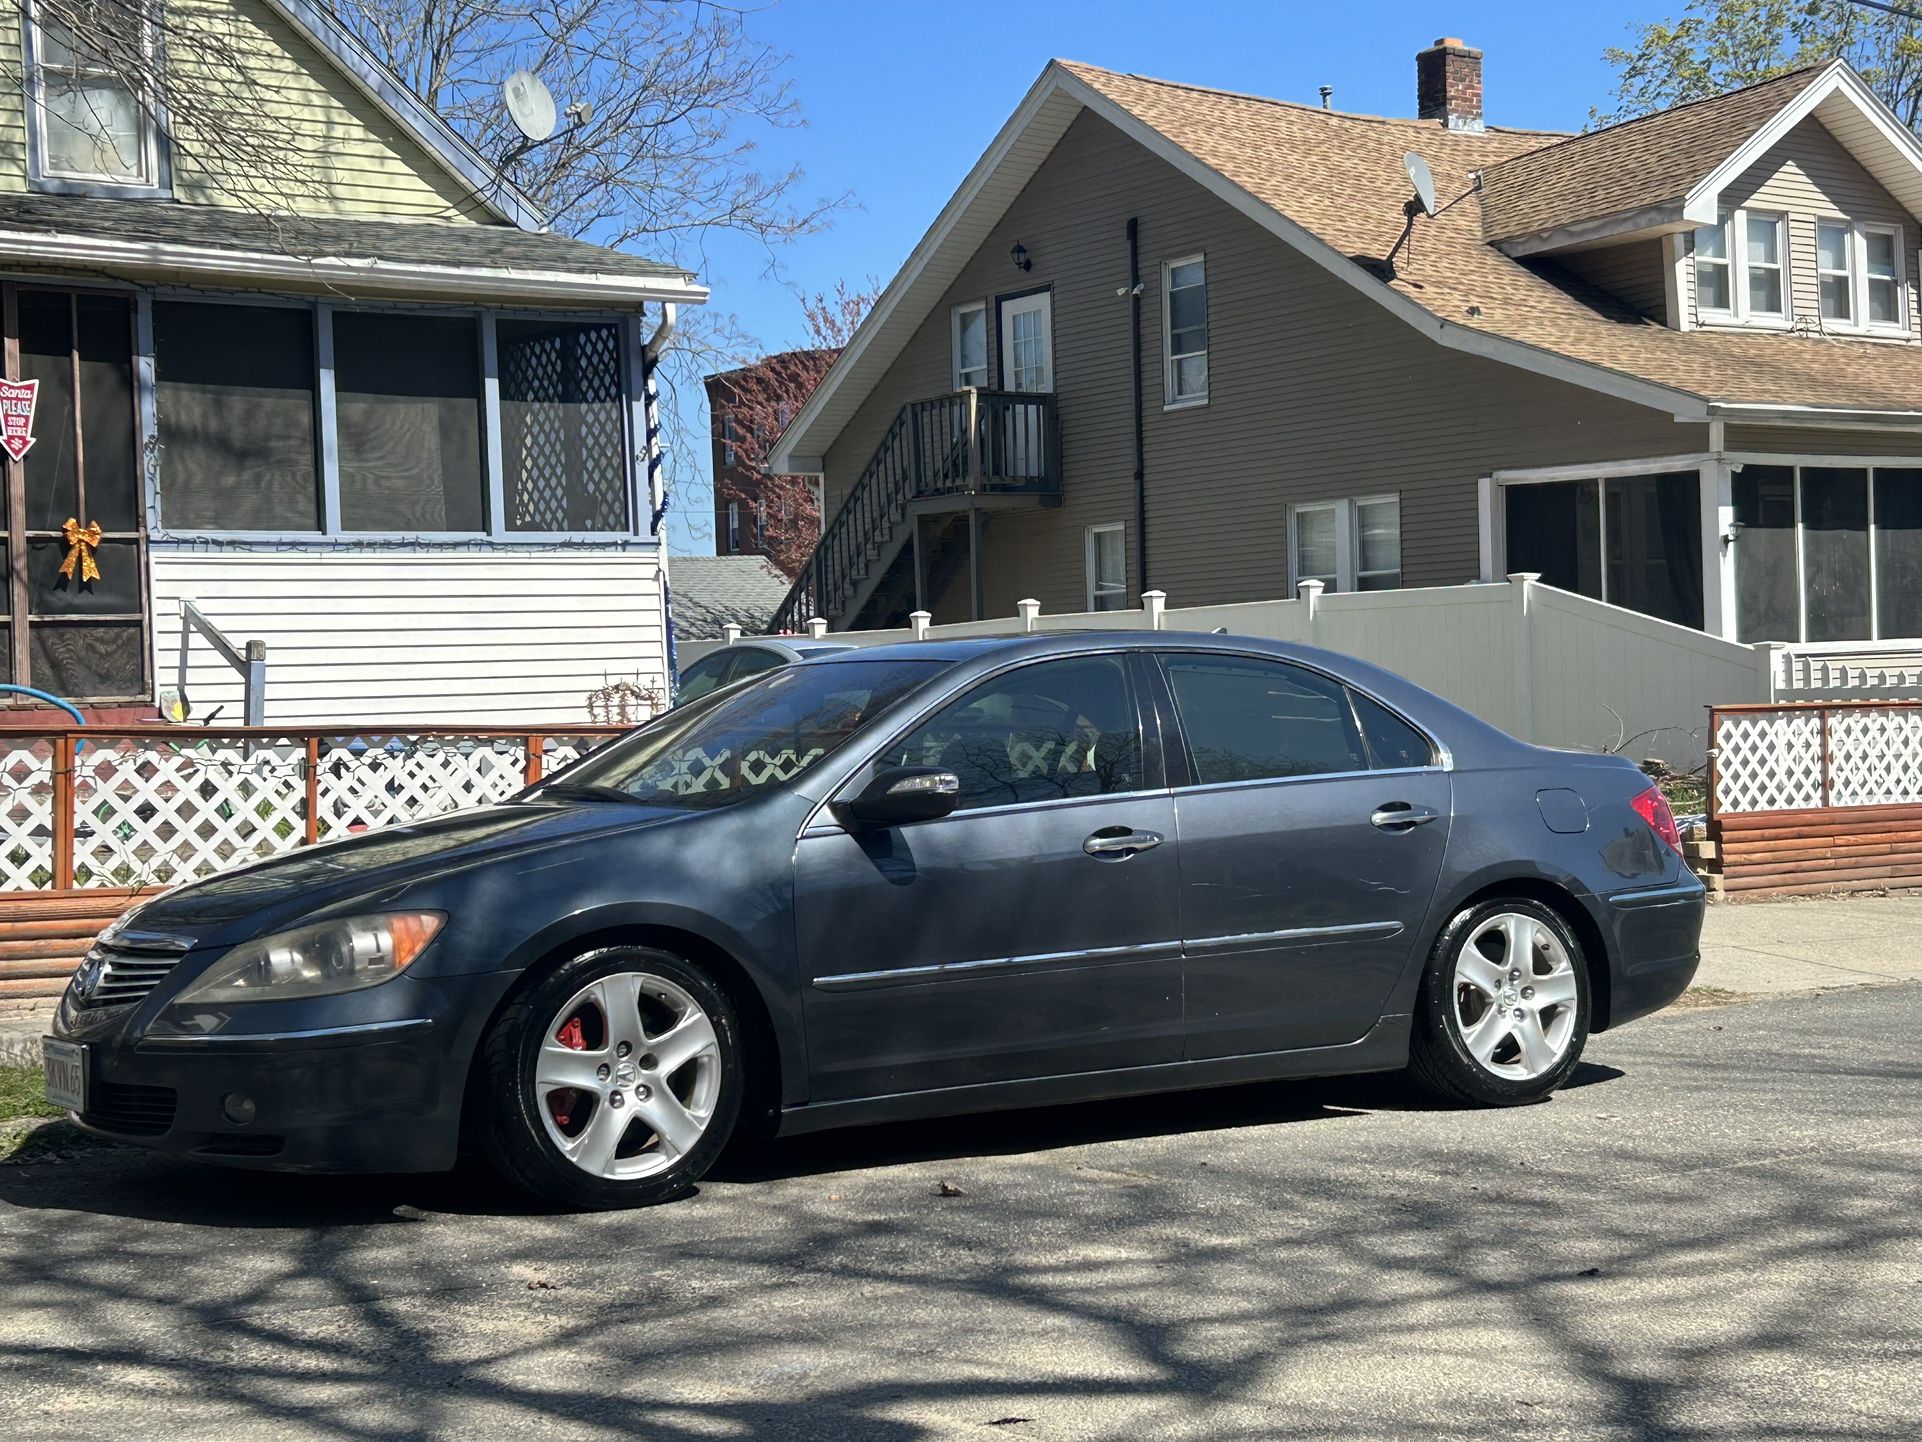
top-left (0, 684), bottom-right (88, 749)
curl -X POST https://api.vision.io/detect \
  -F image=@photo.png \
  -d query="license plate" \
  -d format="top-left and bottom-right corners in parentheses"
top-left (42, 1039), bottom-right (86, 1113)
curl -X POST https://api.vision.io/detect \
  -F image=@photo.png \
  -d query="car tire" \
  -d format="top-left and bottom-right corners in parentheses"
top-left (480, 946), bottom-right (744, 1210)
top-left (1407, 898), bottom-right (1591, 1107)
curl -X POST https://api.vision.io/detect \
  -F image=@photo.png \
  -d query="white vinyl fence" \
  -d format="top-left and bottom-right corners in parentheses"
top-left (692, 575), bottom-right (1808, 773)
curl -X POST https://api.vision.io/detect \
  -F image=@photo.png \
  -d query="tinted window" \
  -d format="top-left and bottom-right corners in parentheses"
top-left (1351, 690), bottom-right (1435, 769)
top-left (880, 657), bottom-right (1142, 812)
top-left (728, 649), bottom-right (784, 681)
top-left (1161, 655), bottom-right (1367, 783)
top-left (553, 660), bottom-right (943, 810)
top-left (675, 652), bottom-right (734, 703)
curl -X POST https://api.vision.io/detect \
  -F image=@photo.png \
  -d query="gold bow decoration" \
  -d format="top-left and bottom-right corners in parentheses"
top-left (58, 518), bottom-right (102, 585)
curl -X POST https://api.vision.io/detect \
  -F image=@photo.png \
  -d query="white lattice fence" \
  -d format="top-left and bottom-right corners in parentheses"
top-left (1711, 703), bottom-right (1922, 815)
top-left (1, 744), bottom-right (54, 890)
top-left (0, 727), bottom-right (623, 892)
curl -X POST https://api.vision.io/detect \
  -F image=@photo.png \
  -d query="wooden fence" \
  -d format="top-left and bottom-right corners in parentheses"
top-left (1708, 701), bottom-right (1922, 897)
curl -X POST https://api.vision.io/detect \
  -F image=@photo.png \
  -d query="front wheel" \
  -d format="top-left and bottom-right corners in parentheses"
top-left (1407, 898), bottom-right (1590, 1106)
top-left (481, 947), bottom-right (743, 1209)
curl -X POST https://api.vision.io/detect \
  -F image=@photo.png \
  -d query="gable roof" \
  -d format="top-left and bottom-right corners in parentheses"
top-left (1479, 66), bottom-right (1827, 248)
top-left (669, 555), bottom-right (793, 639)
top-left (773, 58), bottom-right (1922, 470)
top-left (263, 0), bottom-right (544, 230)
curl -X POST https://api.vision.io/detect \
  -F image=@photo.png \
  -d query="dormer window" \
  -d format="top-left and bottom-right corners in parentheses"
top-left (1694, 209), bottom-right (1787, 325)
top-left (25, 0), bottom-right (169, 195)
top-left (1816, 219), bottom-right (1907, 334)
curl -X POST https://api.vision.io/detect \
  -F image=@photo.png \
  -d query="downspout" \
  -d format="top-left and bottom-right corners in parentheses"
top-left (644, 303), bottom-right (681, 696)
top-left (1127, 218), bottom-right (1149, 599)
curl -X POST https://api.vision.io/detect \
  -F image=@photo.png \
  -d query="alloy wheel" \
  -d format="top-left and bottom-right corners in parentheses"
top-left (1451, 911), bottom-right (1581, 1082)
top-left (535, 971), bottom-right (723, 1179)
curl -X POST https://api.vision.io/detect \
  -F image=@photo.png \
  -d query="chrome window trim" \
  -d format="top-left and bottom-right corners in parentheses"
top-left (1168, 763), bottom-right (1448, 801)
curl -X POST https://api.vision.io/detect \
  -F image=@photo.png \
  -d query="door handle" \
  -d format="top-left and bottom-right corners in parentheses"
top-left (1083, 828), bottom-right (1164, 857)
top-left (1370, 803), bottom-right (1440, 832)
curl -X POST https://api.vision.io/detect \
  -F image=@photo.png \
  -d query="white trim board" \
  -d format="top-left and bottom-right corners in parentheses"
top-left (0, 228), bottom-right (709, 306)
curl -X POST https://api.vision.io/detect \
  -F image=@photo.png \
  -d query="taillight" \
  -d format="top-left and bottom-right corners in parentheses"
top-left (1630, 785), bottom-right (1682, 855)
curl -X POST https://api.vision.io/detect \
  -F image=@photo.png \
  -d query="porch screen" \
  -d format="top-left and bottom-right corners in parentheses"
top-left (154, 302), bottom-right (320, 532)
top-left (1876, 470), bottom-right (1922, 639)
top-left (1736, 465), bottom-right (1922, 643)
top-left (1504, 472), bottom-right (1701, 628)
top-left (496, 318), bottom-right (629, 533)
top-left (334, 312), bottom-right (486, 532)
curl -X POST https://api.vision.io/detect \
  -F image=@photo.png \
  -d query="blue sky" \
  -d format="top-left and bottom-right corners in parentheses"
top-left (665, 0), bottom-right (1652, 551)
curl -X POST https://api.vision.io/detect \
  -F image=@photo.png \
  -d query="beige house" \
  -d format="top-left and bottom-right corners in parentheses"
top-left (0, 0), bottom-right (705, 723)
top-left (770, 40), bottom-right (1922, 675)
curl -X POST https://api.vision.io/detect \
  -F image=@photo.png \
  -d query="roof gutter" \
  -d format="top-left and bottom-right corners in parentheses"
top-left (0, 229), bottom-right (710, 307)
top-left (1706, 401), bottom-right (1922, 432)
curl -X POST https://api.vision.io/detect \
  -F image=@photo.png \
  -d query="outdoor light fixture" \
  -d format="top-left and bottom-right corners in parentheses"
top-left (1011, 241), bottom-right (1031, 272)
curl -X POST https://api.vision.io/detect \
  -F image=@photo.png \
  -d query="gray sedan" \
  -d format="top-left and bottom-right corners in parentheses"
top-left (49, 633), bottom-right (1702, 1209)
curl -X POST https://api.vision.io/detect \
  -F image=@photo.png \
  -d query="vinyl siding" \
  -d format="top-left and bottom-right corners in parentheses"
top-left (1556, 238), bottom-right (1668, 321)
top-left (150, 549), bottom-right (668, 724)
top-left (821, 110), bottom-right (1707, 622)
top-left (1687, 116), bottom-right (1921, 339)
top-left (1722, 425), bottom-right (1922, 458)
top-left (1, 0), bottom-right (490, 220)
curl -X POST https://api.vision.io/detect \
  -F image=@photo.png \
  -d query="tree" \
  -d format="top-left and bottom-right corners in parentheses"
top-left (712, 281), bottom-right (876, 579)
top-left (1599, 0), bottom-right (1922, 128)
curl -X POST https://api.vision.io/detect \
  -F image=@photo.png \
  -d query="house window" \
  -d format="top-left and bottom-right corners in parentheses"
top-left (755, 498), bottom-right (767, 547)
top-left (1692, 209), bottom-right (1787, 324)
top-left (1502, 472), bottom-right (1703, 629)
top-left (1814, 221), bottom-right (1906, 334)
top-left (1163, 255), bottom-right (1208, 405)
top-left (1733, 463), bottom-right (1922, 642)
top-left (722, 412), bottom-right (738, 467)
top-left (27, 0), bottom-right (164, 191)
top-left (153, 301), bottom-right (321, 532)
top-left (1694, 215), bottom-right (1731, 313)
top-left (952, 302), bottom-right (987, 389)
top-left (726, 501), bottom-right (740, 553)
top-left (1818, 222), bottom-right (1853, 324)
top-left (333, 311), bottom-right (486, 533)
top-left (1085, 523), bottom-right (1126, 610)
top-left (1290, 496), bottom-right (1401, 593)
top-left (496, 318), bottom-right (629, 532)
top-left (1745, 213), bottom-right (1785, 317)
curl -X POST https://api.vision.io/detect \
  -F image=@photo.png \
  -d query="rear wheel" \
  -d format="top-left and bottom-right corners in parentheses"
top-left (481, 947), bottom-right (742, 1209)
top-left (1408, 898), bottom-right (1590, 1106)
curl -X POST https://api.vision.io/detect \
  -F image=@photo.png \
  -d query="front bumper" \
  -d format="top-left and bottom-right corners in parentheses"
top-left (1599, 877), bottom-right (1706, 1029)
top-left (51, 971), bottom-right (515, 1173)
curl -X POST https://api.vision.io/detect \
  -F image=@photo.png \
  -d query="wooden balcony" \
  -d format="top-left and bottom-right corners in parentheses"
top-left (772, 389), bottom-right (1059, 634)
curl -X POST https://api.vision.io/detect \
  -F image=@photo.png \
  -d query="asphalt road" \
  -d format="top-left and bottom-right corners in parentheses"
top-left (2, 984), bottom-right (1919, 1442)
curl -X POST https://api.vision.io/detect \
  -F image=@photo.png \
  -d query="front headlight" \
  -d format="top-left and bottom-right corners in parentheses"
top-left (173, 913), bottom-right (445, 1005)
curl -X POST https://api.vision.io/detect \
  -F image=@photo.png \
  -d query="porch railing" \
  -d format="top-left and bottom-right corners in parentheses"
top-left (0, 723), bottom-right (628, 892)
top-left (771, 388), bottom-right (1059, 634)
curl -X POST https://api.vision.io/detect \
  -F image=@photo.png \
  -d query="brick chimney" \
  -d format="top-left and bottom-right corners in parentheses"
top-left (1417, 36), bottom-right (1483, 131)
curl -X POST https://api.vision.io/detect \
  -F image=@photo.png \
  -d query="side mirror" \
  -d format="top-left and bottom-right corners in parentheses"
top-left (842, 767), bottom-right (961, 828)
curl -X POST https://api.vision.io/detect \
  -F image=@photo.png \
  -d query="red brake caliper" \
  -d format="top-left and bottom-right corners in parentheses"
top-left (552, 1013), bottom-right (588, 1127)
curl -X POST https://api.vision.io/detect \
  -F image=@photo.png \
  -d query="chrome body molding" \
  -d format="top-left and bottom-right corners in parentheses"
top-left (1182, 920), bottom-right (1406, 958)
top-left (135, 1017), bottom-right (436, 1052)
top-left (813, 939), bottom-right (1183, 993)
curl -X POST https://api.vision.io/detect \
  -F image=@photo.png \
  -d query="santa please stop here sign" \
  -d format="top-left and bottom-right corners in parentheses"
top-left (0, 378), bottom-right (38, 463)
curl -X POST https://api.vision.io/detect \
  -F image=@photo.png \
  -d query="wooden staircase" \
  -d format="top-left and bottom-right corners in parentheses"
top-left (0, 888), bottom-right (160, 1000)
top-left (771, 388), bottom-right (1059, 633)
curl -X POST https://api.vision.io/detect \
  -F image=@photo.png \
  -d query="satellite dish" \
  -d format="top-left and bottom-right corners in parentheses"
top-left (504, 69), bottom-right (558, 143)
top-left (1403, 152), bottom-right (1438, 218)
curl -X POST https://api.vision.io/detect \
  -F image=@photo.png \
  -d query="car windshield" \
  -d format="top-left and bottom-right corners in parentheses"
top-left (533, 659), bottom-right (947, 810)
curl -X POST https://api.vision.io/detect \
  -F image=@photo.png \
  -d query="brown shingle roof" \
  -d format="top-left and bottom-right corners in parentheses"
top-left (1478, 65), bottom-right (1829, 242)
top-left (1063, 60), bottom-right (1922, 413)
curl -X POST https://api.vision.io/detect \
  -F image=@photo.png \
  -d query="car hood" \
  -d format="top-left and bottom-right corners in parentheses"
top-left (120, 802), bottom-right (697, 938)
